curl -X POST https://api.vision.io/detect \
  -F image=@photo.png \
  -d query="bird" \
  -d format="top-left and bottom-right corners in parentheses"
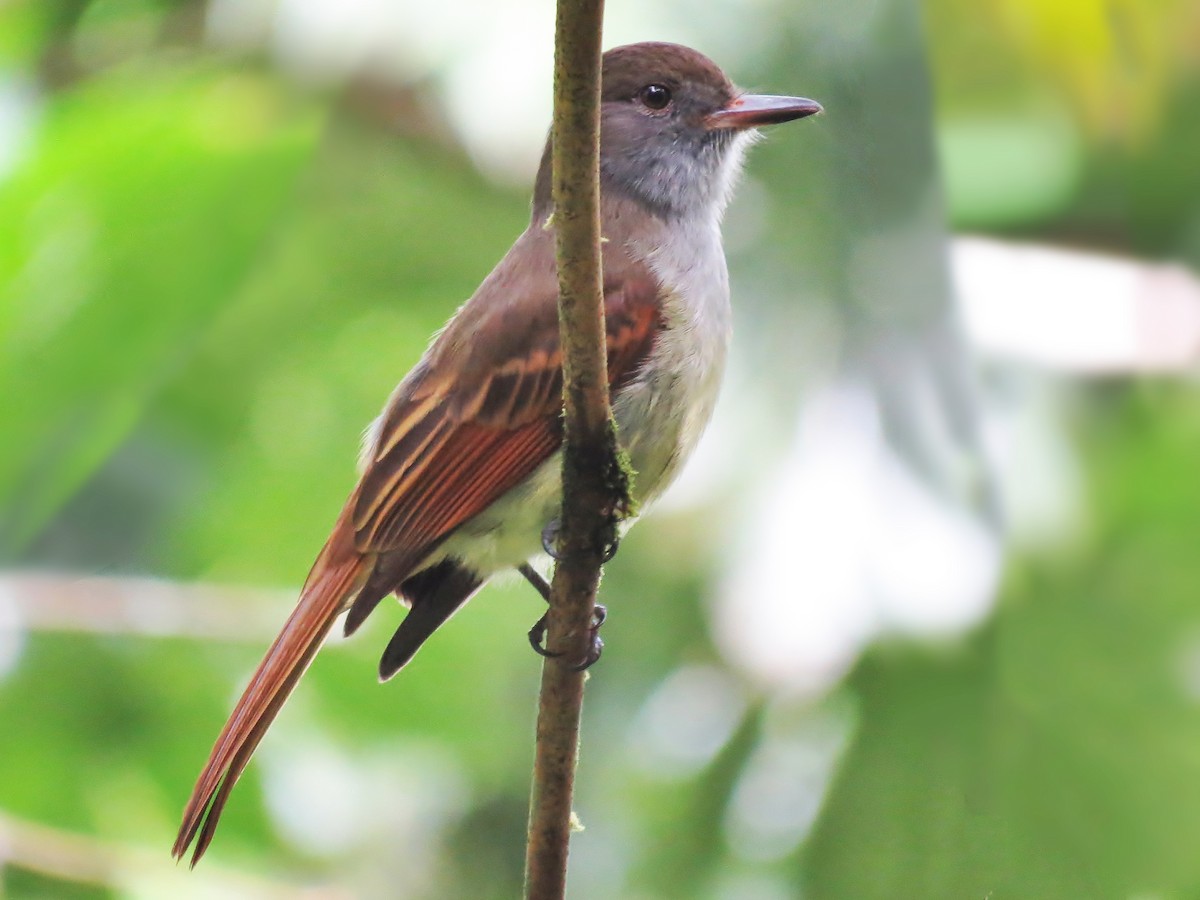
top-left (173, 40), bottom-right (820, 865)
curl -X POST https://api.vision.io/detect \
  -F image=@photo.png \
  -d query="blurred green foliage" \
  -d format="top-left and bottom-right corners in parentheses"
top-left (807, 390), bottom-right (1200, 897)
top-left (2, 1), bottom-right (1200, 899)
top-left (0, 63), bottom-right (320, 555)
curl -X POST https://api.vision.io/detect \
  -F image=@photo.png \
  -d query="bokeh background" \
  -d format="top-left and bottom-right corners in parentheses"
top-left (3, 0), bottom-right (1200, 897)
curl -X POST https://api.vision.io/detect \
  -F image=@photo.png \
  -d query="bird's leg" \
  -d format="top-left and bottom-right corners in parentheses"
top-left (520, 563), bottom-right (557, 659)
top-left (520, 562), bottom-right (553, 602)
top-left (519, 561), bottom-right (606, 670)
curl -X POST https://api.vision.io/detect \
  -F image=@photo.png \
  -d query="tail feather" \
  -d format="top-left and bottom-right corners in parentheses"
top-left (379, 561), bottom-right (483, 680)
top-left (173, 509), bottom-right (369, 866)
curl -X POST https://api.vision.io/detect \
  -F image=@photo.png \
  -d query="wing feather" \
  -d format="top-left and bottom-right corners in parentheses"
top-left (342, 254), bottom-right (661, 633)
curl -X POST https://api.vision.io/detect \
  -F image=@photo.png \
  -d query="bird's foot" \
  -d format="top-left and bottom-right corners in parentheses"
top-left (527, 604), bottom-right (607, 670)
top-left (541, 518), bottom-right (620, 563)
top-left (601, 535), bottom-right (619, 564)
top-left (527, 612), bottom-right (558, 658)
top-left (541, 519), bottom-right (562, 559)
top-left (577, 604), bottom-right (606, 670)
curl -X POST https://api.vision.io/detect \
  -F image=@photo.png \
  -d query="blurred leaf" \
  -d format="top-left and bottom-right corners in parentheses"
top-left (624, 702), bottom-right (764, 897)
top-left (151, 119), bottom-right (529, 583)
top-left (801, 386), bottom-right (1200, 898)
top-left (0, 3), bottom-right (57, 67)
top-left (0, 63), bottom-right (321, 555)
top-left (926, 0), bottom-right (1182, 140)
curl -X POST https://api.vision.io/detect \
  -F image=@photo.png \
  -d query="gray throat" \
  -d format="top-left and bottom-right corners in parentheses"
top-left (531, 127), bottom-right (757, 224)
top-left (602, 128), bottom-right (755, 221)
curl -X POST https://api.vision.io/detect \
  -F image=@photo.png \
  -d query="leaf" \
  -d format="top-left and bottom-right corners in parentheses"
top-left (801, 390), bottom-right (1200, 897)
top-left (0, 64), bottom-right (321, 554)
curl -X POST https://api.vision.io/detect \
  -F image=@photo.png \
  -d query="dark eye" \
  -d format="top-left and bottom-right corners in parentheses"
top-left (638, 84), bottom-right (672, 111)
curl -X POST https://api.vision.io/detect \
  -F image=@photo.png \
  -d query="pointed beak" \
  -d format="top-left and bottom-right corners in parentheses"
top-left (706, 94), bottom-right (823, 130)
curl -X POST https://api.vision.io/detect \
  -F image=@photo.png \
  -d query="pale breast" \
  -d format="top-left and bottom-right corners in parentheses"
top-left (615, 214), bottom-right (733, 504)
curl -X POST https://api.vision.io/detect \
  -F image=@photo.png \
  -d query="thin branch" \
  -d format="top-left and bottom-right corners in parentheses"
top-left (524, 1), bottom-right (619, 898)
top-left (0, 810), bottom-right (342, 899)
top-left (0, 572), bottom-right (292, 640)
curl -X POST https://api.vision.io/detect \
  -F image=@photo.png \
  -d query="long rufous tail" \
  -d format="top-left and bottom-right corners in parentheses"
top-left (173, 502), bottom-right (369, 866)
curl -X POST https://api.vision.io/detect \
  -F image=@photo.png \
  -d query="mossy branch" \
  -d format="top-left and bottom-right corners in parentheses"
top-left (523, 1), bottom-right (624, 898)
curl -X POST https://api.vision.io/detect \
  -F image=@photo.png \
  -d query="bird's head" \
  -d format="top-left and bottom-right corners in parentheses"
top-left (534, 42), bottom-right (821, 221)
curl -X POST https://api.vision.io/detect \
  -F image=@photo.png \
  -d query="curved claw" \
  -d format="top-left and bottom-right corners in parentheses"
top-left (572, 634), bottom-right (604, 671)
top-left (572, 603), bottom-right (607, 670)
top-left (541, 519), bottom-right (562, 560)
top-left (543, 519), bottom-right (620, 564)
top-left (527, 613), bottom-right (561, 659)
top-left (526, 604), bottom-right (608, 669)
top-left (601, 537), bottom-right (619, 563)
